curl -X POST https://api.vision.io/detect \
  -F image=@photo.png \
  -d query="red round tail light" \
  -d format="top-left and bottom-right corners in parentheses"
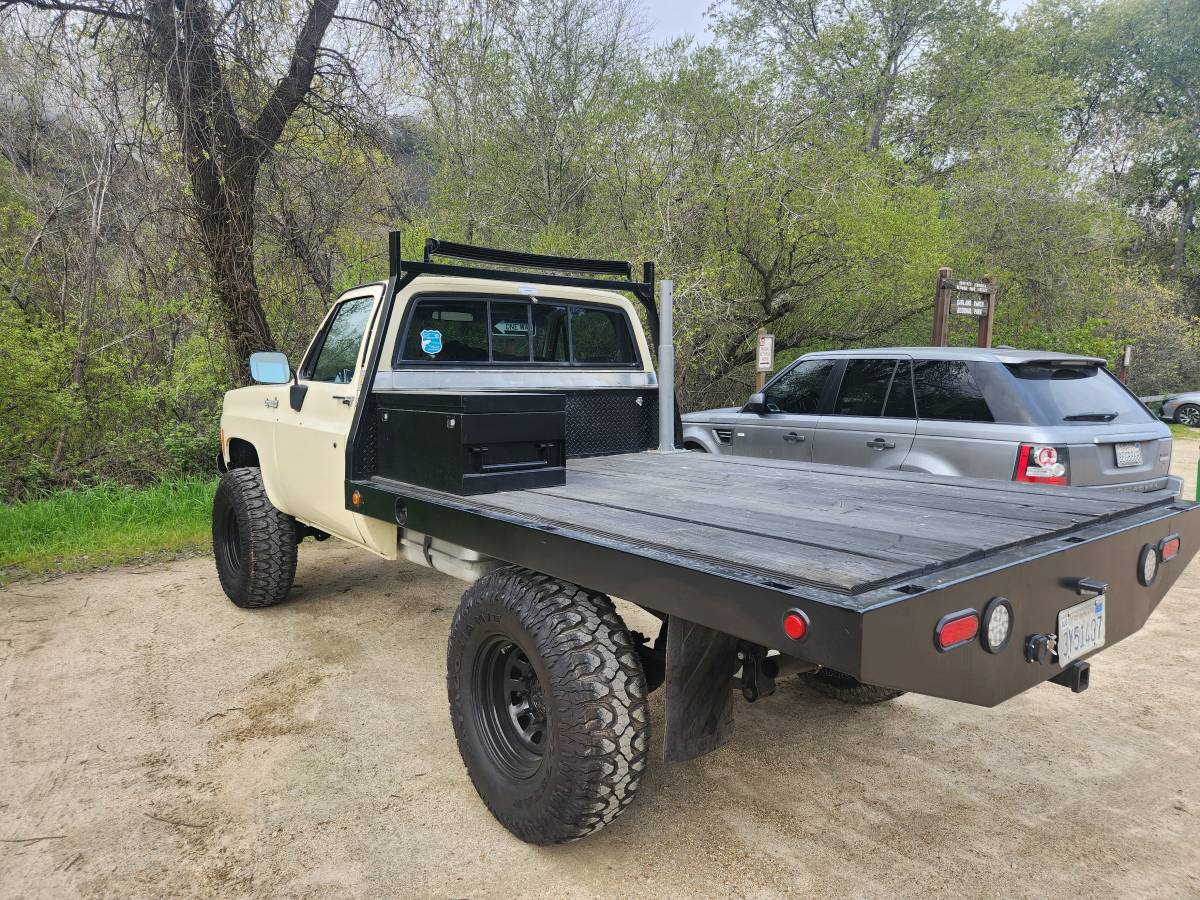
top-left (782, 610), bottom-right (809, 641)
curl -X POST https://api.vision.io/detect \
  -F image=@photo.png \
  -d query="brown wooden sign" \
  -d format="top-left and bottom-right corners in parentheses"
top-left (931, 268), bottom-right (998, 347)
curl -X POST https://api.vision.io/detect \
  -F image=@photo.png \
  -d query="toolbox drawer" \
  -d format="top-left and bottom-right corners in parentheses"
top-left (375, 392), bottom-right (566, 495)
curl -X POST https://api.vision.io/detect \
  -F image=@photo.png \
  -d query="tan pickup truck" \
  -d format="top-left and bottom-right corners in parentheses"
top-left (214, 236), bottom-right (1200, 845)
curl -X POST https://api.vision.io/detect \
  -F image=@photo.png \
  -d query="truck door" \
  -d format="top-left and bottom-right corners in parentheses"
top-left (273, 287), bottom-right (383, 545)
top-left (813, 357), bottom-right (916, 470)
top-left (731, 358), bottom-right (836, 461)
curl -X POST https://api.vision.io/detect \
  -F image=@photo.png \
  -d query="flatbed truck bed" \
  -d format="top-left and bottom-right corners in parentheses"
top-left (355, 448), bottom-right (1198, 707)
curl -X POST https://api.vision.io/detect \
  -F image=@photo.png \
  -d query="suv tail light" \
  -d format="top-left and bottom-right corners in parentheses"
top-left (1015, 444), bottom-right (1069, 485)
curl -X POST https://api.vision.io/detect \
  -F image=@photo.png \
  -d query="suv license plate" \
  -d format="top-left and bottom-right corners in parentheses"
top-left (1115, 442), bottom-right (1143, 467)
top-left (1057, 595), bottom-right (1106, 666)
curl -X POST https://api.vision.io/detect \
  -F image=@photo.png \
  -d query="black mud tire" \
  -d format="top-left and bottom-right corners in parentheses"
top-left (799, 668), bottom-right (905, 705)
top-left (212, 467), bottom-right (297, 609)
top-left (1174, 403), bottom-right (1200, 428)
top-left (447, 567), bottom-right (650, 845)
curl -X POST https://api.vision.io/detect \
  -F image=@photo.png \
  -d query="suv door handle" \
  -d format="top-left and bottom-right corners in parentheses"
top-left (866, 437), bottom-right (895, 450)
top-left (331, 394), bottom-right (354, 406)
top-left (782, 432), bottom-right (805, 443)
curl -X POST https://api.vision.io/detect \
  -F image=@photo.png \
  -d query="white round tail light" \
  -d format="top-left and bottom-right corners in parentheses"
top-left (982, 597), bottom-right (1013, 653)
top-left (1138, 543), bottom-right (1158, 586)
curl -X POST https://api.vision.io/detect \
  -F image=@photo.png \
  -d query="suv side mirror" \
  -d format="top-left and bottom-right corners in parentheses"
top-left (249, 351), bottom-right (291, 385)
top-left (743, 392), bottom-right (768, 414)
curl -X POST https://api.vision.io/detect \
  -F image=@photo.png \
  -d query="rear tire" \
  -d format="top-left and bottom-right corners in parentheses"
top-left (212, 467), bottom-right (297, 608)
top-left (447, 567), bottom-right (649, 844)
top-left (1175, 404), bottom-right (1200, 427)
top-left (799, 668), bottom-right (904, 705)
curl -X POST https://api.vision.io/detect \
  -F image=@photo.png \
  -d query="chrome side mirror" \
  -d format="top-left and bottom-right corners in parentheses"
top-left (249, 351), bottom-right (291, 385)
top-left (743, 392), bottom-right (768, 414)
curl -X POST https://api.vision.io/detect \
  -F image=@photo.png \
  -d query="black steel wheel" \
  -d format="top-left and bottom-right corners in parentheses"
top-left (447, 567), bottom-right (649, 844)
top-left (212, 467), bottom-right (297, 609)
top-left (1175, 404), bottom-right (1200, 427)
top-left (799, 668), bottom-right (905, 705)
top-left (473, 637), bottom-right (547, 779)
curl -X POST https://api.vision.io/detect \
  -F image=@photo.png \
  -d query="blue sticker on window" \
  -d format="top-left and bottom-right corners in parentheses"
top-left (420, 329), bottom-right (443, 355)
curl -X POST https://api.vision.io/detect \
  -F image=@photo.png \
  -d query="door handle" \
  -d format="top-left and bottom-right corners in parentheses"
top-left (866, 437), bottom-right (895, 450)
top-left (782, 432), bottom-right (805, 443)
top-left (331, 394), bottom-right (354, 406)
top-left (264, 398), bottom-right (279, 409)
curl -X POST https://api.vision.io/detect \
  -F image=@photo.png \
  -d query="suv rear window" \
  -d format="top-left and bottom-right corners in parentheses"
top-left (912, 360), bottom-right (995, 422)
top-left (1005, 362), bottom-right (1153, 425)
top-left (398, 296), bottom-right (638, 366)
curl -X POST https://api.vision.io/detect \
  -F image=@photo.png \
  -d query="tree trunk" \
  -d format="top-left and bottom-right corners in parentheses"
top-left (196, 164), bottom-right (275, 378)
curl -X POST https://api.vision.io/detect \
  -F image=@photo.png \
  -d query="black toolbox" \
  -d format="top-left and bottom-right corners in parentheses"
top-left (375, 392), bottom-right (566, 495)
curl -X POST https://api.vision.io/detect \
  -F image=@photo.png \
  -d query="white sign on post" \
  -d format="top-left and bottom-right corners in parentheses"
top-left (757, 333), bottom-right (775, 372)
top-left (952, 291), bottom-right (988, 316)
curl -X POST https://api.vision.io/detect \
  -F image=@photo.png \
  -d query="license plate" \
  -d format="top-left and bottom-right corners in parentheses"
top-left (1114, 442), bottom-right (1143, 467)
top-left (1057, 595), bottom-right (1106, 666)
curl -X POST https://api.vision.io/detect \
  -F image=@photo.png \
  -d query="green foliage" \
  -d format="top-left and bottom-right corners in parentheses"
top-left (0, 478), bottom-right (216, 581)
top-left (2, 0), bottom-right (1200, 507)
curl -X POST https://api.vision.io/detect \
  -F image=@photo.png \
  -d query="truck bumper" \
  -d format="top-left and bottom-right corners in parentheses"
top-left (855, 502), bottom-right (1200, 706)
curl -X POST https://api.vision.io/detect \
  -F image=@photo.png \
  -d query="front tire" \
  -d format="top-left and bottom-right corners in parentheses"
top-left (447, 567), bottom-right (649, 844)
top-left (1175, 404), bottom-right (1200, 427)
top-left (799, 668), bottom-right (904, 705)
top-left (212, 467), bottom-right (297, 608)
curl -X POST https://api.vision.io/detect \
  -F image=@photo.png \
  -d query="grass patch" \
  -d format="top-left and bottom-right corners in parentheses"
top-left (0, 478), bottom-right (216, 583)
top-left (1170, 423), bottom-right (1200, 441)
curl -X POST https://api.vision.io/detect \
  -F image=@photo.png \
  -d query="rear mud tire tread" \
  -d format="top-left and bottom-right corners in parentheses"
top-left (447, 567), bottom-right (649, 845)
top-left (212, 467), bottom-right (297, 609)
top-left (799, 669), bottom-right (905, 705)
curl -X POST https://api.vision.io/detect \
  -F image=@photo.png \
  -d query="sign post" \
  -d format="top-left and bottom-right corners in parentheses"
top-left (756, 331), bottom-right (775, 392)
top-left (932, 268), bottom-right (998, 348)
top-left (1118, 345), bottom-right (1132, 383)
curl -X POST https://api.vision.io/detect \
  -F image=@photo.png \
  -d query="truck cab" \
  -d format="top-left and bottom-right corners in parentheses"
top-left (220, 271), bottom-right (658, 559)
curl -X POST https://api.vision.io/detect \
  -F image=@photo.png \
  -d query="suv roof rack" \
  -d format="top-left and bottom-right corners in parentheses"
top-left (387, 232), bottom-right (659, 341)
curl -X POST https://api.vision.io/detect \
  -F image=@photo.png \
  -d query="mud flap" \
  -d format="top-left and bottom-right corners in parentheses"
top-left (663, 615), bottom-right (738, 763)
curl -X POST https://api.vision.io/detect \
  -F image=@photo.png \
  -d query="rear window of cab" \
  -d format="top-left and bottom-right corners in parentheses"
top-left (396, 295), bottom-right (639, 367)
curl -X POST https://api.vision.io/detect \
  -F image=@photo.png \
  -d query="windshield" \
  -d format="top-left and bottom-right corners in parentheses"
top-left (1005, 362), bottom-right (1154, 425)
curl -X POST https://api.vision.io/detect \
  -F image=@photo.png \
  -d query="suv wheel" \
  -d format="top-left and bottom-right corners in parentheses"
top-left (447, 567), bottom-right (649, 844)
top-left (1175, 404), bottom-right (1200, 427)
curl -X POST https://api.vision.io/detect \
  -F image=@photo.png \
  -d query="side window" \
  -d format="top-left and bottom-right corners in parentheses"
top-left (570, 307), bottom-right (636, 365)
top-left (308, 296), bottom-right (374, 383)
top-left (490, 301), bottom-right (530, 362)
top-left (764, 359), bottom-right (835, 414)
top-left (401, 298), bottom-right (488, 362)
top-left (912, 360), bottom-right (995, 422)
top-left (883, 359), bottom-right (915, 418)
top-left (832, 359), bottom-right (897, 417)
top-left (532, 304), bottom-right (568, 362)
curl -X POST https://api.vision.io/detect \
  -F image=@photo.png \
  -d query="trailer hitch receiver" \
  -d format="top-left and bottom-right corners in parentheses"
top-left (1050, 659), bottom-right (1090, 693)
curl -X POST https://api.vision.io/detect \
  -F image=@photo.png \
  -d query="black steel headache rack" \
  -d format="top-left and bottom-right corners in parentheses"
top-left (388, 233), bottom-right (660, 342)
top-left (345, 232), bottom-right (663, 483)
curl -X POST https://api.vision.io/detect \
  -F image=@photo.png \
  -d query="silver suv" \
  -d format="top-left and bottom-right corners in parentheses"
top-left (682, 348), bottom-right (1180, 494)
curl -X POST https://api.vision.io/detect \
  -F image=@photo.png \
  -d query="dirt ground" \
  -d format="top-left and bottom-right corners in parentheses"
top-left (3, 447), bottom-right (1200, 898)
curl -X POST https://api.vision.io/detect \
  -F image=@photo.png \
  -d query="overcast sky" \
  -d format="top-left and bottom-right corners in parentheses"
top-left (641, 0), bottom-right (1032, 45)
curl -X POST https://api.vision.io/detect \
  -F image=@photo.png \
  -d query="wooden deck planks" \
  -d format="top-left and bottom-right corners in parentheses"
top-left (406, 451), bottom-right (1173, 595)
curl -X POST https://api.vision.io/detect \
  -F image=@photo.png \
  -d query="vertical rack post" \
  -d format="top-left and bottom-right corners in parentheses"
top-left (658, 279), bottom-right (675, 453)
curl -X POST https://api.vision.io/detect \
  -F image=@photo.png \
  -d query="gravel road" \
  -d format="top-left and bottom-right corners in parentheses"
top-left (3, 446), bottom-right (1200, 898)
